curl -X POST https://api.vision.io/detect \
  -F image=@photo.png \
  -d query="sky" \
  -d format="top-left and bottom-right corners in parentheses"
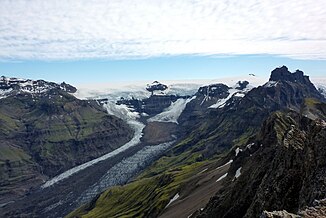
top-left (0, 0), bottom-right (325, 85)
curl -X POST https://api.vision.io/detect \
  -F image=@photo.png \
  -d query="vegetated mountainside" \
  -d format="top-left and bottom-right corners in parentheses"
top-left (0, 77), bottom-right (133, 205)
top-left (68, 66), bottom-right (326, 218)
top-left (198, 103), bottom-right (326, 218)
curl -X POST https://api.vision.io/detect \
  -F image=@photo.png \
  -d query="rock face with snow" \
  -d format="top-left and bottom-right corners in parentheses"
top-left (116, 94), bottom-right (186, 116)
top-left (146, 81), bottom-right (168, 95)
top-left (0, 76), bottom-right (77, 98)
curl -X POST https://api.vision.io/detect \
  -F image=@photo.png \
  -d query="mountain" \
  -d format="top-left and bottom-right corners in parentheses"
top-left (198, 105), bottom-right (326, 218)
top-left (1, 67), bottom-right (326, 218)
top-left (0, 76), bottom-right (77, 97)
top-left (0, 77), bottom-right (133, 206)
top-left (66, 66), bottom-right (326, 218)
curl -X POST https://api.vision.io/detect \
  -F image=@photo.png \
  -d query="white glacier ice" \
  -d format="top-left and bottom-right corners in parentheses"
top-left (148, 96), bottom-right (196, 124)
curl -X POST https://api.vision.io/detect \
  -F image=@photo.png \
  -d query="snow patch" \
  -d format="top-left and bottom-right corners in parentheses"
top-left (234, 92), bottom-right (245, 97)
top-left (197, 168), bottom-right (208, 175)
top-left (235, 167), bottom-right (242, 179)
top-left (235, 147), bottom-right (242, 156)
top-left (148, 96), bottom-right (196, 124)
top-left (216, 159), bottom-right (233, 170)
top-left (165, 193), bottom-right (180, 208)
top-left (208, 88), bottom-right (237, 109)
top-left (0, 88), bottom-right (13, 99)
top-left (216, 173), bottom-right (228, 182)
top-left (264, 81), bottom-right (278, 87)
top-left (246, 143), bottom-right (255, 149)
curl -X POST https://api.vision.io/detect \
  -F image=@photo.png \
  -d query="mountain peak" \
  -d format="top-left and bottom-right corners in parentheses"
top-left (269, 66), bottom-right (309, 84)
top-left (146, 81), bottom-right (168, 95)
top-left (0, 76), bottom-right (77, 99)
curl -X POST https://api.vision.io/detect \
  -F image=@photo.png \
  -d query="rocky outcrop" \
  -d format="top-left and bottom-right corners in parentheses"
top-left (261, 199), bottom-right (326, 218)
top-left (299, 198), bottom-right (326, 217)
top-left (146, 81), bottom-right (168, 95)
top-left (261, 210), bottom-right (300, 218)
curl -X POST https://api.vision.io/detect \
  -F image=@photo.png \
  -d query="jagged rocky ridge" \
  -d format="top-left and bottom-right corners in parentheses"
top-left (0, 76), bottom-right (77, 97)
top-left (0, 77), bottom-right (133, 205)
top-left (179, 66), bottom-right (325, 157)
top-left (195, 68), bottom-right (326, 217)
top-left (198, 106), bottom-right (326, 217)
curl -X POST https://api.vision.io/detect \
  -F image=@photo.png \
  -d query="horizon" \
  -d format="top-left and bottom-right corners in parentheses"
top-left (1, 55), bottom-right (326, 86)
top-left (0, 0), bottom-right (325, 85)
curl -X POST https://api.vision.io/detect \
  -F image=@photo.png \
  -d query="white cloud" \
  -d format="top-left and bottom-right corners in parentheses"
top-left (0, 0), bottom-right (325, 60)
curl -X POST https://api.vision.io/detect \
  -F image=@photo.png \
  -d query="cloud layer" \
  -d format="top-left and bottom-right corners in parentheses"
top-left (0, 0), bottom-right (325, 60)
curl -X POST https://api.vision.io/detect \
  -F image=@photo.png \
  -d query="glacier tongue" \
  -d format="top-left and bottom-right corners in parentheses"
top-left (42, 101), bottom-right (145, 189)
top-left (77, 141), bottom-right (175, 205)
top-left (41, 120), bottom-right (144, 189)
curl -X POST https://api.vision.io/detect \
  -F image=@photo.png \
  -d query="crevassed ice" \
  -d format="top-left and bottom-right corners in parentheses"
top-left (77, 141), bottom-right (175, 205)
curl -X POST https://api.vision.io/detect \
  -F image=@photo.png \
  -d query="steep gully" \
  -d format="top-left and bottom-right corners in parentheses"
top-left (1, 101), bottom-right (177, 218)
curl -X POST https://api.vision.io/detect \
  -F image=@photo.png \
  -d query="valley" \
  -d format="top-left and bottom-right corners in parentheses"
top-left (0, 66), bottom-right (326, 218)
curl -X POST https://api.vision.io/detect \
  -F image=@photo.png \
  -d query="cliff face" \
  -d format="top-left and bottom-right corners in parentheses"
top-left (0, 79), bottom-right (133, 205)
top-left (198, 104), bottom-right (326, 218)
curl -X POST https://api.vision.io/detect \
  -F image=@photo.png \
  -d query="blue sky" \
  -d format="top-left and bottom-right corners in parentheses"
top-left (0, 0), bottom-right (325, 85)
top-left (1, 55), bottom-right (325, 85)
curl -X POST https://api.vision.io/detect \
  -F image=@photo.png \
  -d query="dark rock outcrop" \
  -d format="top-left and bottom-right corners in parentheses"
top-left (146, 81), bottom-right (168, 95)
